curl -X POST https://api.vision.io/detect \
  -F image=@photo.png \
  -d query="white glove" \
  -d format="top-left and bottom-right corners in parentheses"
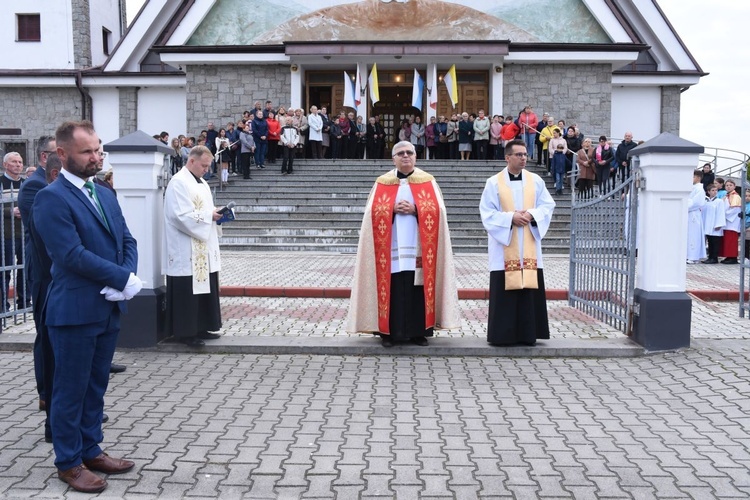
top-left (122, 273), bottom-right (144, 300)
top-left (100, 286), bottom-right (126, 302)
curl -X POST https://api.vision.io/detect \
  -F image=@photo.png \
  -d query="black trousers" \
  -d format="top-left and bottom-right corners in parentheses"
top-left (282, 146), bottom-right (295, 173)
top-left (475, 139), bottom-right (489, 160)
top-left (707, 235), bottom-right (722, 260)
top-left (240, 152), bottom-right (253, 178)
top-left (310, 141), bottom-right (323, 159)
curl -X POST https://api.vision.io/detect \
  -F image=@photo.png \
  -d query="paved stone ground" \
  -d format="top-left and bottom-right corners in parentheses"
top-left (1, 252), bottom-right (749, 498)
top-left (215, 252), bottom-right (745, 292)
top-left (2, 297), bottom-right (748, 342)
top-left (1, 342), bottom-right (749, 499)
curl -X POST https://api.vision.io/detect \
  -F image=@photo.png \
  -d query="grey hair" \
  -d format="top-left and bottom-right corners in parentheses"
top-left (36, 135), bottom-right (55, 161)
top-left (391, 141), bottom-right (415, 156)
top-left (3, 152), bottom-right (22, 164)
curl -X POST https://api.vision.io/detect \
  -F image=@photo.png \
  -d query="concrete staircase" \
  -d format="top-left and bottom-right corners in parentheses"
top-left (213, 159), bottom-right (571, 254)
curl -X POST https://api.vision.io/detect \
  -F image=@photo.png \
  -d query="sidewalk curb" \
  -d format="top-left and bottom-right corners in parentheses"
top-left (221, 286), bottom-right (744, 302)
top-left (0, 334), bottom-right (645, 358)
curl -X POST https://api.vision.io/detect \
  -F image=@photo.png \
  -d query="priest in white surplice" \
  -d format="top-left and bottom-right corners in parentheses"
top-left (163, 146), bottom-right (223, 347)
top-left (347, 141), bottom-right (460, 347)
top-left (687, 169), bottom-right (707, 263)
top-left (479, 139), bottom-right (555, 346)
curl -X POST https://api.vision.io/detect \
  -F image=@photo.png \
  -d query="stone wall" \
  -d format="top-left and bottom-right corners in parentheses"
top-left (72, 0), bottom-right (92, 68)
top-left (503, 63), bottom-right (612, 137)
top-left (660, 86), bottom-right (681, 135)
top-left (119, 88), bottom-right (138, 137)
top-left (185, 65), bottom-right (291, 134)
top-left (0, 88), bottom-right (83, 164)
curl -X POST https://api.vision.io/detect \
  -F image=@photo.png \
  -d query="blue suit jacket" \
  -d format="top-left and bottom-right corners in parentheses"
top-left (33, 174), bottom-right (138, 326)
top-left (18, 166), bottom-right (48, 291)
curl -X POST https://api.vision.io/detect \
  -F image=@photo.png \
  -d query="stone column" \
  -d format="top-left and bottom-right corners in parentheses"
top-left (628, 132), bottom-right (704, 350)
top-left (290, 64), bottom-right (303, 110)
top-left (490, 64), bottom-right (503, 118)
top-left (105, 131), bottom-right (172, 348)
top-left (356, 61), bottom-right (368, 123)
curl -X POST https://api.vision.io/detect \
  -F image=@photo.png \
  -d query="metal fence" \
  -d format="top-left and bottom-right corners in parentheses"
top-left (568, 165), bottom-right (640, 335)
top-left (738, 162), bottom-right (749, 319)
top-left (0, 186), bottom-right (32, 327)
top-left (701, 148), bottom-right (750, 319)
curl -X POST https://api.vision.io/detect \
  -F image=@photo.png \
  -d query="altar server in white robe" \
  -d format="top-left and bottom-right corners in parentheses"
top-left (479, 139), bottom-right (555, 346)
top-left (687, 169), bottom-right (707, 263)
top-left (163, 146), bottom-right (223, 347)
top-left (701, 183), bottom-right (725, 264)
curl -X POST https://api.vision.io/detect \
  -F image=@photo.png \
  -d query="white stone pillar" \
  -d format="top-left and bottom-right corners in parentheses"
top-left (105, 130), bottom-right (171, 348)
top-left (290, 63), bottom-right (303, 110)
top-left (356, 61), bottom-right (368, 121)
top-left (629, 132), bottom-right (704, 351)
top-left (425, 63), bottom-right (437, 124)
top-left (490, 64), bottom-right (503, 117)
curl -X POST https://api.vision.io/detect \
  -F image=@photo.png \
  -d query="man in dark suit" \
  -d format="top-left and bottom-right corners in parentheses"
top-left (33, 121), bottom-right (142, 494)
top-left (18, 149), bottom-right (61, 443)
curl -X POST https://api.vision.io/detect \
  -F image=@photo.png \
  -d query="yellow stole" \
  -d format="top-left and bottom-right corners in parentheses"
top-left (497, 169), bottom-right (538, 290)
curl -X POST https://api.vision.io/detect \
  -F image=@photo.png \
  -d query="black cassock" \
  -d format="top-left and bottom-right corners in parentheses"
top-left (386, 271), bottom-right (434, 341)
top-left (166, 272), bottom-right (222, 340)
top-left (487, 269), bottom-right (550, 346)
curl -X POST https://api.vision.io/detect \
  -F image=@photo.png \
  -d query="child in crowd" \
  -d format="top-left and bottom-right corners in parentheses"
top-left (500, 116), bottom-right (520, 148)
top-left (550, 143), bottom-right (568, 195)
top-left (702, 183), bottom-right (725, 264)
top-left (745, 188), bottom-right (750, 264)
top-left (687, 169), bottom-right (706, 264)
top-left (715, 178), bottom-right (727, 199)
top-left (720, 179), bottom-right (742, 264)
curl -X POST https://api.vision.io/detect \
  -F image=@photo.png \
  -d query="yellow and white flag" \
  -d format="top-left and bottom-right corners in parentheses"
top-left (368, 64), bottom-right (380, 105)
top-left (429, 65), bottom-right (438, 110)
top-left (443, 64), bottom-right (458, 108)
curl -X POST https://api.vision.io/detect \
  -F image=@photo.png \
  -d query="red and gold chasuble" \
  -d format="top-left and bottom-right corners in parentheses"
top-left (371, 173), bottom-right (440, 333)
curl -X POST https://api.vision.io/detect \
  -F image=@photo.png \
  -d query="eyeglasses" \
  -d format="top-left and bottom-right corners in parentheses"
top-left (393, 150), bottom-right (415, 157)
top-left (509, 153), bottom-right (528, 158)
top-left (42, 150), bottom-right (56, 155)
top-left (98, 151), bottom-right (108, 159)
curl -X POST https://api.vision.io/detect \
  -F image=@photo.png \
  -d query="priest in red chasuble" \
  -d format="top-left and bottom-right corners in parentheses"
top-left (347, 140), bottom-right (460, 347)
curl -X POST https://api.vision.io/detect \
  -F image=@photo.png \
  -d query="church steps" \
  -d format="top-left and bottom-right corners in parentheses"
top-left (220, 225), bottom-right (572, 235)
top-left (213, 159), bottom-right (572, 254)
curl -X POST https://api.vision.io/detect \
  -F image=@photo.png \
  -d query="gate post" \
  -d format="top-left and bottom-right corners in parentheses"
top-left (628, 133), bottom-right (703, 350)
top-left (104, 131), bottom-right (172, 348)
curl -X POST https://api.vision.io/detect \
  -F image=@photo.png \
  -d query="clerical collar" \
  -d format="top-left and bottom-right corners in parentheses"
top-left (189, 171), bottom-right (202, 183)
top-left (508, 171), bottom-right (523, 181)
top-left (396, 170), bottom-right (414, 179)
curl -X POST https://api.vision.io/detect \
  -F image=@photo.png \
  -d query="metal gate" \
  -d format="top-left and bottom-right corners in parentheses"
top-left (739, 163), bottom-right (749, 319)
top-left (568, 166), bottom-right (640, 335)
top-left (1, 185), bottom-right (32, 327)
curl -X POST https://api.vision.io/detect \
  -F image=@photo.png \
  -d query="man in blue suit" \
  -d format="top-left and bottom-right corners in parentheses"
top-left (18, 136), bottom-right (55, 419)
top-left (18, 145), bottom-right (61, 443)
top-left (33, 121), bottom-right (142, 494)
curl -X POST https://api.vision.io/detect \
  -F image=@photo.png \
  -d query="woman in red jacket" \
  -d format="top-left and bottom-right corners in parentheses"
top-left (266, 111), bottom-right (281, 164)
top-left (517, 105), bottom-right (538, 161)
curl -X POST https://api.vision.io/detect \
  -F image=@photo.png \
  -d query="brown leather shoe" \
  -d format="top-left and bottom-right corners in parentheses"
top-left (83, 453), bottom-right (135, 475)
top-left (58, 464), bottom-right (107, 493)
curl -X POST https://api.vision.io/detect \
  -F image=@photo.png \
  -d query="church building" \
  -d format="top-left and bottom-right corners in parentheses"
top-left (0, 0), bottom-right (704, 162)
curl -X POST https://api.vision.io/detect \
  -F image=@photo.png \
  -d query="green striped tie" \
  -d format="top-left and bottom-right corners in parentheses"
top-left (84, 181), bottom-right (110, 232)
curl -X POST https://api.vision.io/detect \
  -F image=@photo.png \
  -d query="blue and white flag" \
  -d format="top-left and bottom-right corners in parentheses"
top-left (343, 71), bottom-right (357, 109)
top-left (411, 69), bottom-right (424, 110)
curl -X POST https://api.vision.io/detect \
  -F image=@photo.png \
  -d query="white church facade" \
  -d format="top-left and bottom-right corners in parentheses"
top-left (0, 0), bottom-right (704, 163)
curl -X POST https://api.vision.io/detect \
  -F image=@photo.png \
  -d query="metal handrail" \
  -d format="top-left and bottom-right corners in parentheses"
top-left (698, 146), bottom-right (749, 184)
